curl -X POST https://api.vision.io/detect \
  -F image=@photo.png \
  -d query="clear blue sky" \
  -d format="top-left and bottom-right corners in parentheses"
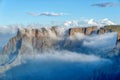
top-left (0, 0), bottom-right (120, 25)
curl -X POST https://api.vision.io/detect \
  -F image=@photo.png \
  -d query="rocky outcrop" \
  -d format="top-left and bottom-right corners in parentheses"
top-left (85, 26), bottom-right (97, 35)
top-left (69, 26), bottom-right (120, 40)
top-left (2, 27), bottom-right (66, 55)
top-left (104, 25), bottom-right (120, 40)
top-left (97, 28), bottom-right (112, 34)
top-left (69, 27), bottom-right (83, 36)
top-left (69, 26), bottom-right (98, 36)
top-left (0, 27), bottom-right (63, 65)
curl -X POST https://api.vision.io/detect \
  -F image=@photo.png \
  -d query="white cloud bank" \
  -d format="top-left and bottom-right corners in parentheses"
top-left (0, 18), bottom-right (117, 34)
top-left (63, 18), bottom-right (116, 27)
top-left (0, 25), bottom-right (18, 34)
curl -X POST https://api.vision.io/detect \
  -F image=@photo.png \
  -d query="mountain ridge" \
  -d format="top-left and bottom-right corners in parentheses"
top-left (0, 26), bottom-right (119, 66)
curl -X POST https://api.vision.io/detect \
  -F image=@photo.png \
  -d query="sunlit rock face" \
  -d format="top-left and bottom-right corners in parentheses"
top-left (69, 26), bottom-right (120, 40)
top-left (2, 27), bottom-right (66, 55)
top-left (69, 27), bottom-right (83, 36)
top-left (69, 26), bottom-right (98, 36)
top-left (17, 27), bottom-right (59, 53)
top-left (104, 25), bottom-right (120, 40)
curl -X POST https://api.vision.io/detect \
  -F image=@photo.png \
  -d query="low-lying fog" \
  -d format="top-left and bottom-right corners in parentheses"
top-left (1, 51), bottom-right (120, 80)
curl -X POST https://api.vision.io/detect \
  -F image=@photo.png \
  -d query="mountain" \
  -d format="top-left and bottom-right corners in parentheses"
top-left (0, 26), bottom-right (119, 66)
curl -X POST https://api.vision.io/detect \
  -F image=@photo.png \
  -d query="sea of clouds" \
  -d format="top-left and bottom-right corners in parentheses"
top-left (0, 49), bottom-right (120, 80)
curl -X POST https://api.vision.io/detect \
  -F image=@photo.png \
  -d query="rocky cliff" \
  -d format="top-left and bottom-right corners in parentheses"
top-left (104, 25), bottom-right (120, 40)
top-left (2, 26), bottom-right (98, 54)
top-left (0, 26), bottom-right (119, 66)
top-left (2, 26), bottom-right (119, 54)
top-left (69, 26), bottom-right (112, 36)
top-left (69, 26), bottom-right (120, 40)
top-left (1, 26), bottom-right (119, 56)
top-left (69, 26), bottom-right (98, 36)
top-left (0, 27), bottom-right (64, 66)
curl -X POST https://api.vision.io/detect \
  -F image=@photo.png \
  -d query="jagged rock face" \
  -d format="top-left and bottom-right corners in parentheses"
top-left (18, 27), bottom-right (62, 53)
top-left (97, 28), bottom-right (112, 34)
top-left (69, 28), bottom-right (83, 36)
top-left (85, 26), bottom-right (97, 35)
top-left (97, 28), bottom-right (106, 34)
top-left (104, 25), bottom-right (120, 40)
top-left (2, 27), bottom-right (67, 55)
top-left (1, 26), bottom-right (119, 56)
top-left (69, 26), bottom-right (98, 36)
top-left (69, 26), bottom-right (119, 40)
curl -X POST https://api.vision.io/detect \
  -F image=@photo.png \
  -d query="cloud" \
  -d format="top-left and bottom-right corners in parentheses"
top-left (100, 18), bottom-right (115, 25)
top-left (87, 19), bottom-right (98, 25)
top-left (63, 18), bottom-right (116, 27)
top-left (83, 32), bottom-right (117, 50)
top-left (0, 18), bottom-right (116, 34)
top-left (63, 20), bottom-right (79, 27)
top-left (27, 12), bottom-right (67, 17)
top-left (0, 25), bottom-right (22, 34)
top-left (87, 18), bottom-right (116, 26)
top-left (91, 2), bottom-right (120, 7)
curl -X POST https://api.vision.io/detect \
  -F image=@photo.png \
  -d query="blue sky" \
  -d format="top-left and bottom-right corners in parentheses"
top-left (0, 0), bottom-right (120, 26)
